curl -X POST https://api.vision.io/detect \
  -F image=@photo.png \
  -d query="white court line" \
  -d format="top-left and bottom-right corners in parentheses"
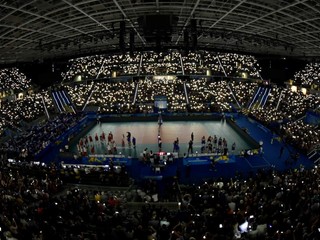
top-left (244, 157), bottom-right (254, 168)
top-left (118, 146), bottom-right (135, 149)
top-left (262, 156), bottom-right (272, 167)
top-left (244, 156), bottom-right (271, 168)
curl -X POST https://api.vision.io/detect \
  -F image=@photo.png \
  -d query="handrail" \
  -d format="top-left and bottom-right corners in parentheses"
top-left (308, 143), bottom-right (320, 155)
top-left (248, 86), bottom-right (261, 109)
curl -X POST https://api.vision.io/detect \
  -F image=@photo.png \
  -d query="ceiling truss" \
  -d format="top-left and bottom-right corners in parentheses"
top-left (0, 0), bottom-right (320, 64)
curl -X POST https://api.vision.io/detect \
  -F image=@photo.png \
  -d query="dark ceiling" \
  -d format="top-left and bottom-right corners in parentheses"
top-left (1, 0), bottom-right (320, 64)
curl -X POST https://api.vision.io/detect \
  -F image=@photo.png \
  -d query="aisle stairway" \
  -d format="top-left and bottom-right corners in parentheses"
top-left (248, 86), bottom-right (271, 109)
top-left (308, 146), bottom-right (320, 164)
top-left (51, 89), bottom-right (76, 113)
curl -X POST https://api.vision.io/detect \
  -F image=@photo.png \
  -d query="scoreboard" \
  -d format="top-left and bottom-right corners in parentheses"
top-left (154, 95), bottom-right (167, 110)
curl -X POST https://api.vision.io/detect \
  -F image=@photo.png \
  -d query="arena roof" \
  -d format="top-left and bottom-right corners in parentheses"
top-left (1, 0), bottom-right (320, 64)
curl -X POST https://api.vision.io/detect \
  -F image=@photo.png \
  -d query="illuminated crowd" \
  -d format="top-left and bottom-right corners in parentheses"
top-left (0, 155), bottom-right (319, 239)
top-left (64, 82), bottom-right (95, 109)
top-left (281, 119), bottom-right (320, 152)
top-left (1, 91), bottom-right (53, 123)
top-left (62, 53), bottom-right (141, 81)
top-left (182, 52), bottom-right (204, 75)
top-left (0, 68), bottom-right (31, 92)
top-left (62, 50), bottom-right (261, 81)
top-left (61, 55), bottom-right (103, 81)
top-left (136, 76), bottom-right (186, 113)
top-left (229, 80), bottom-right (258, 107)
top-left (86, 80), bottom-right (135, 114)
top-left (0, 90), bottom-right (54, 136)
top-left (199, 52), bottom-right (262, 78)
top-left (246, 86), bottom-right (320, 153)
top-left (174, 166), bottom-right (320, 240)
top-left (2, 113), bottom-right (82, 161)
top-left (249, 87), bottom-right (320, 125)
top-left (0, 161), bottom-right (65, 240)
top-left (0, 56), bottom-right (319, 240)
top-left (186, 78), bottom-right (232, 113)
top-left (0, 69), bottom-right (33, 132)
top-left (294, 62), bottom-right (320, 86)
top-left (0, 65), bottom-right (318, 153)
top-left (65, 78), bottom-right (320, 152)
top-left (140, 51), bottom-right (182, 75)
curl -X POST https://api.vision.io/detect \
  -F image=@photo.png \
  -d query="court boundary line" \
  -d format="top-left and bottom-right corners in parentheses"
top-left (244, 156), bottom-right (271, 168)
top-left (262, 156), bottom-right (272, 165)
top-left (75, 120), bottom-right (255, 157)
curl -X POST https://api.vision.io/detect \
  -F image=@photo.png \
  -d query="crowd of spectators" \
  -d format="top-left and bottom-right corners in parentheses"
top-left (136, 77), bottom-right (187, 113)
top-left (63, 53), bottom-right (141, 81)
top-left (2, 113), bottom-right (82, 161)
top-left (86, 80), bottom-right (136, 114)
top-left (62, 55), bottom-right (104, 81)
top-left (186, 78), bottom-right (232, 113)
top-left (243, 85), bottom-right (320, 152)
top-left (1, 156), bottom-right (320, 240)
top-left (250, 87), bottom-right (320, 125)
top-left (280, 119), bottom-right (320, 153)
top-left (140, 51), bottom-right (182, 75)
top-left (0, 68), bottom-right (32, 93)
top-left (0, 90), bottom-right (54, 135)
top-left (0, 160), bottom-right (65, 240)
top-left (182, 52), bottom-right (262, 79)
top-left (248, 86), bottom-right (285, 124)
top-left (0, 55), bottom-right (319, 240)
top-left (0, 156), bottom-right (175, 240)
top-left (0, 118), bottom-right (6, 135)
top-left (64, 83), bottom-right (94, 110)
top-left (0, 65), bottom-right (318, 152)
top-left (202, 52), bottom-right (223, 76)
top-left (119, 53), bottom-right (141, 76)
top-left (216, 52), bottom-right (261, 79)
top-left (175, 166), bottom-right (320, 240)
top-left (62, 51), bottom-right (261, 81)
top-left (182, 52), bottom-right (204, 75)
top-left (60, 162), bottom-right (131, 187)
top-left (294, 62), bottom-right (320, 87)
top-left (98, 53), bottom-right (140, 78)
top-left (0, 67), bottom-right (35, 133)
top-left (278, 89), bottom-right (319, 119)
top-left (229, 80), bottom-right (258, 107)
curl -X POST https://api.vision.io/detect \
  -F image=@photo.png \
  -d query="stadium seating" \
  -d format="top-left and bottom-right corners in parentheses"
top-left (294, 62), bottom-right (320, 87)
top-left (0, 53), bottom-right (319, 240)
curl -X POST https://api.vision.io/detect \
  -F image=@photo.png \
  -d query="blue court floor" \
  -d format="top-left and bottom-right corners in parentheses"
top-left (60, 114), bottom-right (314, 185)
top-left (70, 119), bottom-right (254, 158)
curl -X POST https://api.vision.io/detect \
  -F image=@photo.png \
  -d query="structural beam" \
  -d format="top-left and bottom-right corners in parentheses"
top-left (113, 0), bottom-right (146, 45)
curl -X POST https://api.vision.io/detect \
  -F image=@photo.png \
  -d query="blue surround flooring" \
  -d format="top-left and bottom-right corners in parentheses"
top-left (52, 114), bottom-right (314, 185)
